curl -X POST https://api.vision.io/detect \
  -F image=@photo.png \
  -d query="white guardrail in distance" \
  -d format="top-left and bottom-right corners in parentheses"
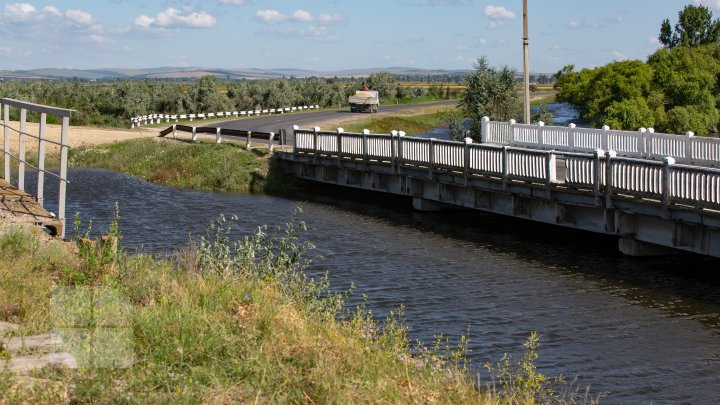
top-left (292, 127), bottom-right (720, 211)
top-left (480, 117), bottom-right (720, 167)
top-left (130, 105), bottom-right (320, 128)
top-left (1, 98), bottom-right (72, 237)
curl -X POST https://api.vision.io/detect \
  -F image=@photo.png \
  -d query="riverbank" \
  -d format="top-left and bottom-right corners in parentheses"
top-left (0, 207), bottom-right (562, 403)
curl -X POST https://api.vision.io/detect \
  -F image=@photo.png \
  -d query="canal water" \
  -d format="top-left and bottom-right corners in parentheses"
top-left (33, 168), bottom-right (720, 403)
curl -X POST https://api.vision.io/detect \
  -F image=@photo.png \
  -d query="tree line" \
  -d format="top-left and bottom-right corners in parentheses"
top-left (554, 4), bottom-right (720, 136)
top-left (0, 73), bottom-right (460, 128)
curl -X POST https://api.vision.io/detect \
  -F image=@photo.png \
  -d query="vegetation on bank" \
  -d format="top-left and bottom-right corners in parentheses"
top-left (0, 210), bottom-right (581, 404)
top-left (68, 138), bottom-right (296, 195)
top-left (343, 110), bottom-right (450, 136)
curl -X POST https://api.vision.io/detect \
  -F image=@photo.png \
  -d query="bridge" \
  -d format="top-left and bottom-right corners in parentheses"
top-left (277, 119), bottom-right (720, 258)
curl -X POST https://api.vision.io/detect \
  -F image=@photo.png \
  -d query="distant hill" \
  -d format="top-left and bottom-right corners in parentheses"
top-left (0, 66), bottom-right (474, 81)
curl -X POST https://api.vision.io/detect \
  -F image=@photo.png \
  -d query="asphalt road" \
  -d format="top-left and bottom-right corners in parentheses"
top-left (208, 100), bottom-right (458, 144)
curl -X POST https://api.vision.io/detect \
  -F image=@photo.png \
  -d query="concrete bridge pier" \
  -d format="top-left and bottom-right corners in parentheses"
top-left (618, 238), bottom-right (684, 257)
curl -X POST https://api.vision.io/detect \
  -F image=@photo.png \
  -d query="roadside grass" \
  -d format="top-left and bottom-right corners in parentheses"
top-left (68, 138), bottom-right (296, 195)
top-left (342, 110), bottom-right (452, 136)
top-left (0, 211), bottom-right (586, 404)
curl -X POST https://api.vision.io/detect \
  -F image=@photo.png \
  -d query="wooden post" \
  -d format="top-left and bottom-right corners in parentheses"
top-left (18, 109), bottom-right (26, 192)
top-left (37, 113), bottom-right (47, 207)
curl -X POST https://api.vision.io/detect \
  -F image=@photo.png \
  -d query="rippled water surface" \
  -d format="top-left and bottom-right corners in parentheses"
top-left (38, 169), bottom-right (720, 403)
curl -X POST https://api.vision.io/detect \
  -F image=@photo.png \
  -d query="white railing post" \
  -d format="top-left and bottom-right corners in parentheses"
top-left (398, 131), bottom-right (405, 171)
top-left (502, 145), bottom-right (510, 189)
top-left (428, 138), bottom-right (436, 177)
top-left (509, 119), bottom-right (517, 145)
top-left (172, 124), bottom-right (177, 138)
top-left (313, 127), bottom-right (320, 160)
top-left (663, 156), bottom-right (676, 206)
top-left (37, 113), bottom-right (47, 207)
top-left (463, 137), bottom-right (473, 182)
top-left (546, 150), bottom-right (556, 185)
top-left (481, 116), bottom-right (490, 143)
top-left (268, 132), bottom-right (275, 153)
top-left (537, 121), bottom-right (545, 146)
top-left (293, 125), bottom-right (300, 152)
top-left (390, 130), bottom-right (397, 172)
top-left (362, 131), bottom-right (369, 162)
top-left (191, 127), bottom-right (197, 142)
top-left (216, 127), bottom-right (222, 144)
top-left (58, 116), bottom-right (70, 238)
top-left (605, 150), bottom-right (617, 208)
top-left (568, 123), bottom-right (576, 150)
top-left (638, 127), bottom-right (647, 158)
top-left (593, 149), bottom-right (604, 204)
top-left (337, 128), bottom-right (344, 161)
top-left (3, 103), bottom-right (10, 182)
top-left (246, 131), bottom-right (253, 150)
top-left (685, 131), bottom-right (694, 161)
top-left (18, 108), bottom-right (26, 192)
top-left (602, 125), bottom-right (610, 151)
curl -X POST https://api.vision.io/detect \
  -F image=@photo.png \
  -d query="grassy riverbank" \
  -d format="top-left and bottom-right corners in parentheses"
top-left (69, 138), bottom-right (296, 195)
top-left (0, 212), bottom-right (567, 404)
top-left (343, 110), bottom-right (451, 135)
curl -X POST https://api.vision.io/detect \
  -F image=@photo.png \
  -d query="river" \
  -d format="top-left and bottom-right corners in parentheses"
top-left (32, 168), bottom-right (720, 403)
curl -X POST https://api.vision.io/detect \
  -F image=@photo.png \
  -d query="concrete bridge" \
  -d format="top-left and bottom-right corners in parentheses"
top-left (277, 123), bottom-right (720, 258)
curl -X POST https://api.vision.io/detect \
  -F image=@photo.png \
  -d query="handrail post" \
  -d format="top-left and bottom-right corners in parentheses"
top-left (3, 103), bottom-right (10, 182)
top-left (602, 125), bottom-right (610, 152)
top-left (246, 131), bottom-right (253, 150)
top-left (313, 127), bottom-right (319, 163)
top-left (481, 116), bottom-right (489, 143)
top-left (216, 127), bottom-right (222, 144)
top-left (390, 130), bottom-right (398, 173)
top-left (537, 121), bottom-right (545, 147)
top-left (267, 132), bottom-right (275, 153)
top-left (18, 108), bottom-right (26, 192)
top-left (58, 116), bottom-right (70, 238)
top-left (509, 119), bottom-right (517, 145)
top-left (172, 124), bottom-right (177, 139)
top-left (605, 150), bottom-right (617, 208)
top-left (362, 131), bottom-right (369, 163)
top-left (663, 156), bottom-right (676, 207)
top-left (638, 127), bottom-right (647, 158)
top-left (545, 150), bottom-right (556, 185)
top-left (593, 149), bottom-right (604, 205)
top-left (397, 131), bottom-right (405, 173)
top-left (292, 125), bottom-right (299, 154)
top-left (463, 137), bottom-right (472, 185)
top-left (37, 113), bottom-right (47, 207)
top-left (568, 123), bottom-right (576, 150)
top-left (685, 131), bottom-right (694, 162)
top-left (336, 128), bottom-right (344, 165)
top-left (428, 138), bottom-right (435, 178)
top-left (191, 126), bottom-right (197, 142)
top-left (502, 145), bottom-right (510, 189)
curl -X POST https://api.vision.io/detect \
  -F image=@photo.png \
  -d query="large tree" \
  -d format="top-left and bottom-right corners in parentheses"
top-left (659, 4), bottom-right (720, 48)
top-left (461, 56), bottom-right (520, 126)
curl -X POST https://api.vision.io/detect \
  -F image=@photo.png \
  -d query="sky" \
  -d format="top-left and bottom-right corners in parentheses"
top-left (0, 0), bottom-right (715, 73)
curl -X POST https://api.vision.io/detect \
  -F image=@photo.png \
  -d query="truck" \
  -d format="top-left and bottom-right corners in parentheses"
top-left (348, 90), bottom-right (379, 113)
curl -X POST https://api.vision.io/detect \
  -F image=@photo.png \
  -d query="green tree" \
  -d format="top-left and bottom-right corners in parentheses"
top-left (190, 75), bottom-right (231, 113)
top-left (363, 72), bottom-right (398, 101)
top-left (461, 56), bottom-right (520, 125)
top-left (659, 4), bottom-right (720, 48)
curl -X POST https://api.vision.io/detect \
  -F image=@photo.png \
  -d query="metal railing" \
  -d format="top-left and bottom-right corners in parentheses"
top-left (292, 128), bottom-right (720, 212)
top-left (1, 98), bottom-right (72, 237)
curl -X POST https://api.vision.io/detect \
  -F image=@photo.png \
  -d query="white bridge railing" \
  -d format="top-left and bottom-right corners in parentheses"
top-left (480, 117), bottom-right (720, 167)
top-left (1, 98), bottom-right (72, 237)
top-left (131, 104), bottom-right (320, 128)
top-left (293, 128), bottom-right (720, 211)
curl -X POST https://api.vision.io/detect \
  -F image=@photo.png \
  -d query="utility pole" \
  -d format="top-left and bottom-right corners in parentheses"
top-left (523, 0), bottom-right (531, 124)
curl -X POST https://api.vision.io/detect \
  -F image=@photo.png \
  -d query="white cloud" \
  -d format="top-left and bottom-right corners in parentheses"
top-left (568, 21), bottom-right (581, 29)
top-left (257, 9), bottom-right (287, 24)
top-left (292, 10), bottom-right (313, 22)
top-left (218, 0), bottom-right (248, 5)
top-left (612, 51), bottom-right (627, 60)
top-left (318, 13), bottom-right (343, 23)
top-left (484, 5), bottom-right (516, 20)
top-left (484, 5), bottom-right (515, 29)
top-left (43, 6), bottom-right (61, 17)
top-left (648, 37), bottom-right (661, 45)
top-left (694, 0), bottom-right (720, 13)
top-left (66, 9), bottom-right (94, 27)
top-left (4, 3), bottom-right (40, 22)
top-left (135, 7), bottom-right (216, 29)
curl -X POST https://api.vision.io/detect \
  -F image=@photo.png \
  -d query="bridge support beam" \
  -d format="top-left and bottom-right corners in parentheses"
top-left (412, 197), bottom-right (455, 212)
top-left (618, 238), bottom-right (684, 257)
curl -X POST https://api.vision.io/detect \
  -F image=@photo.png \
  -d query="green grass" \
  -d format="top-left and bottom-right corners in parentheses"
top-left (343, 111), bottom-right (452, 136)
top-left (69, 138), bottom-right (296, 195)
top-left (0, 212), bottom-right (583, 404)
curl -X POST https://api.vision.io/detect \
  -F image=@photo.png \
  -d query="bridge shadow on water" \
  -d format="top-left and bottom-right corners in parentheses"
top-left (295, 180), bottom-right (720, 330)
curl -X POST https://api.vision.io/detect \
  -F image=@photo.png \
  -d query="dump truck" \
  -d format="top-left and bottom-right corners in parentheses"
top-left (349, 90), bottom-right (379, 113)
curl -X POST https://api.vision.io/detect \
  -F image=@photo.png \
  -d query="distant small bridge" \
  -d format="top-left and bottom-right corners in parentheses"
top-left (278, 121), bottom-right (720, 258)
